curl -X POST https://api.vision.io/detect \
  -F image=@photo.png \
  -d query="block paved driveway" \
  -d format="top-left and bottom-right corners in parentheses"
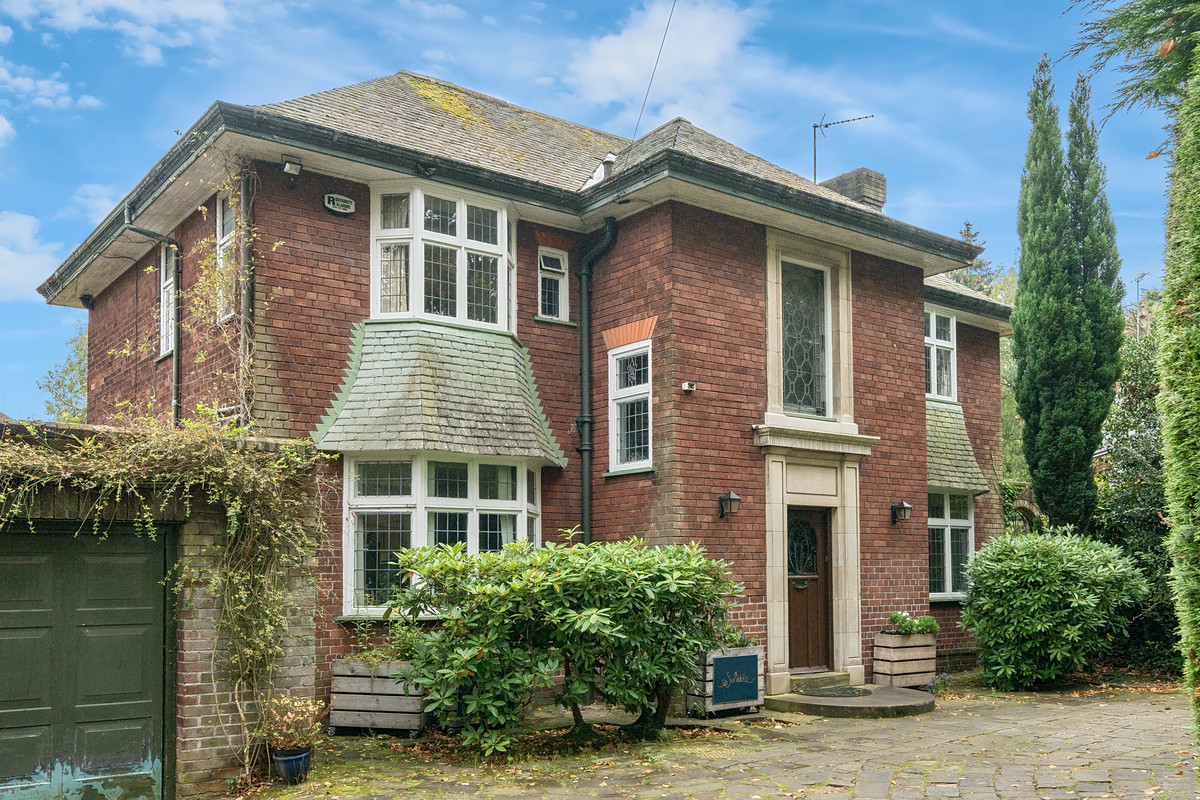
top-left (289, 686), bottom-right (1196, 800)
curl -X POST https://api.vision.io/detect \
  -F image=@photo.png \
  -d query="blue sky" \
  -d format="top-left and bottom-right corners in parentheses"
top-left (0, 0), bottom-right (1170, 420)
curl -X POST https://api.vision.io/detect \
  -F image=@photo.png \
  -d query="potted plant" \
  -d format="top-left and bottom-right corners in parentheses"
top-left (261, 694), bottom-right (328, 785)
top-left (330, 618), bottom-right (429, 733)
top-left (872, 611), bottom-right (940, 688)
top-left (686, 623), bottom-right (764, 716)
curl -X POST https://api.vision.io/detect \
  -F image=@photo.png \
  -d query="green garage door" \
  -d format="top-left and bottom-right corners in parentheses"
top-left (0, 529), bottom-right (167, 800)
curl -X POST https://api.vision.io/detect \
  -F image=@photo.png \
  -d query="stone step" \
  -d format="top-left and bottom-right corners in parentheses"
top-left (789, 671), bottom-right (850, 693)
top-left (765, 685), bottom-right (935, 719)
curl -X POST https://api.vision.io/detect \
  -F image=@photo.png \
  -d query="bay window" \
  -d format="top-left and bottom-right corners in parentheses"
top-left (343, 455), bottom-right (539, 613)
top-left (371, 184), bottom-right (509, 329)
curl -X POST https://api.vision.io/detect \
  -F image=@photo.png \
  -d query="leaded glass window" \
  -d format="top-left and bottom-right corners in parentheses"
top-left (380, 243), bottom-right (409, 313)
top-left (356, 512), bottom-right (411, 606)
top-left (467, 252), bottom-right (498, 323)
top-left (424, 243), bottom-right (457, 317)
top-left (929, 491), bottom-right (973, 597)
top-left (609, 341), bottom-right (652, 469)
top-left (925, 310), bottom-right (956, 400)
top-left (781, 261), bottom-right (827, 416)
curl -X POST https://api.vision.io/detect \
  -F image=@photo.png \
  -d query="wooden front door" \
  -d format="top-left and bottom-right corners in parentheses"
top-left (786, 507), bottom-right (832, 670)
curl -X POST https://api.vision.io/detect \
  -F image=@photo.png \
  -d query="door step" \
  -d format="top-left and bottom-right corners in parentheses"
top-left (789, 671), bottom-right (849, 693)
top-left (765, 685), bottom-right (935, 719)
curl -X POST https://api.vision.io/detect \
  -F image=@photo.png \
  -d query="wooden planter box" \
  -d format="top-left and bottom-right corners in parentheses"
top-left (686, 645), bottom-right (765, 715)
top-left (872, 632), bottom-right (936, 688)
top-left (329, 659), bottom-right (428, 733)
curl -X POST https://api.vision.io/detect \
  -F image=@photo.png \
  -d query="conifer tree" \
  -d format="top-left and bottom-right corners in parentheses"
top-left (1012, 58), bottom-right (1123, 530)
top-left (1159, 55), bottom-right (1200, 722)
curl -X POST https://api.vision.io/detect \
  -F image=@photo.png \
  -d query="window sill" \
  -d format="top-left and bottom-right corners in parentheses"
top-left (155, 350), bottom-right (174, 364)
top-left (929, 595), bottom-right (966, 604)
top-left (603, 465), bottom-right (656, 478)
top-left (533, 315), bottom-right (576, 327)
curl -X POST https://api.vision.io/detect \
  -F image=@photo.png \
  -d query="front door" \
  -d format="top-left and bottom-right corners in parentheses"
top-left (0, 529), bottom-right (167, 800)
top-left (786, 507), bottom-right (831, 670)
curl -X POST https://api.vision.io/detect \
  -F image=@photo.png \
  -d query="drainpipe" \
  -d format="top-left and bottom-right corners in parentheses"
top-left (577, 216), bottom-right (618, 543)
top-left (238, 175), bottom-right (254, 426)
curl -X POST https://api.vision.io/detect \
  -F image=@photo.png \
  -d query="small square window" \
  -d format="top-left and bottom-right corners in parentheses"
top-left (424, 195), bottom-right (457, 236)
top-left (430, 511), bottom-right (468, 546)
top-left (617, 352), bottom-right (649, 389)
top-left (356, 461), bottom-right (412, 496)
top-left (467, 205), bottom-right (498, 244)
top-left (381, 193), bottom-right (410, 229)
top-left (478, 512), bottom-right (516, 552)
top-left (429, 462), bottom-right (469, 498)
top-left (479, 464), bottom-right (516, 501)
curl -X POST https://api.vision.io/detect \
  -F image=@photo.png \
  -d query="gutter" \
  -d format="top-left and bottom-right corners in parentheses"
top-left (576, 216), bottom-right (618, 544)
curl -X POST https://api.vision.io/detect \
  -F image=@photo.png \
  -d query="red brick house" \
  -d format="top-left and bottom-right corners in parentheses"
top-left (38, 70), bottom-right (1007, 717)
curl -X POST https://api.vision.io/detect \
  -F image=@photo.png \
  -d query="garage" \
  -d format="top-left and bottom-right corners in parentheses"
top-left (0, 527), bottom-right (172, 800)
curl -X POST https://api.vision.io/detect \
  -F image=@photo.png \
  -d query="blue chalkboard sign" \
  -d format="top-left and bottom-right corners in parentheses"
top-left (711, 653), bottom-right (759, 704)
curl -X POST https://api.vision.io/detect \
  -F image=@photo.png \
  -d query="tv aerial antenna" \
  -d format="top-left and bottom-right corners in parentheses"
top-left (812, 113), bottom-right (874, 182)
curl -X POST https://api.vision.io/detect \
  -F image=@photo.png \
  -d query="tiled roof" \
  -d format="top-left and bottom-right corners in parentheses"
top-left (612, 117), bottom-right (878, 212)
top-left (257, 71), bottom-right (630, 194)
top-left (926, 400), bottom-right (990, 494)
top-left (924, 273), bottom-right (1011, 321)
top-left (313, 320), bottom-right (566, 466)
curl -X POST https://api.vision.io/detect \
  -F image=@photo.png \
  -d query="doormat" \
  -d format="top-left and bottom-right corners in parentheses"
top-left (800, 686), bottom-right (872, 698)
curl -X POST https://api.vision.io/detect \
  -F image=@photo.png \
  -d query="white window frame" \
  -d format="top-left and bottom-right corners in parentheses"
top-left (215, 195), bottom-right (236, 322)
top-left (342, 454), bottom-right (540, 615)
top-left (925, 307), bottom-right (957, 401)
top-left (537, 247), bottom-right (570, 321)
top-left (158, 244), bottom-right (176, 357)
top-left (608, 339), bottom-right (653, 471)
top-left (369, 181), bottom-right (510, 331)
top-left (928, 490), bottom-right (973, 600)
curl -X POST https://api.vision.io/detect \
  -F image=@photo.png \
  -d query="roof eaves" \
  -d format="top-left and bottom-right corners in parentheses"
top-left (582, 149), bottom-right (980, 265)
top-left (924, 285), bottom-right (1012, 323)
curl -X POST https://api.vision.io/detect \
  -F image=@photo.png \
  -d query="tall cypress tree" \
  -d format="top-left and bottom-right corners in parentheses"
top-left (1160, 54), bottom-right (1200, 722)
top-left (1012, 57), bottom-right (1123, 530)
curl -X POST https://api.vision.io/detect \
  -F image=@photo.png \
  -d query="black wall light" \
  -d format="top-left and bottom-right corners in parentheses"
top-left (718, 491), bottom-right (742, 518)
top-left (891, 501), bottom-right (913, 524)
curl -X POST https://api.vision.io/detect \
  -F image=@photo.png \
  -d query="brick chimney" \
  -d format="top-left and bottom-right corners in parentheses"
top-left (819, 167), bottom-right (886, 211)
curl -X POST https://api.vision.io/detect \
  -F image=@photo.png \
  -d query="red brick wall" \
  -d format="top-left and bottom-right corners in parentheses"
top-left (250, 166), bottom-right (369, 437)
top-left (590, 204), bottom-right (676, 545)
top-left (851, 253), bottom-right (930, 671)
top-left (88, 197), bottom-right (240, 424)
top-left (660, 203), bottom-right (768, 639)
top-left (514, 222), bottom-right (584, 540)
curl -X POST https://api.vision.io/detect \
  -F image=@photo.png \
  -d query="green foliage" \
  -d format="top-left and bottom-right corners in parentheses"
top-left (388, 537), bottom-right (738, 753)
top-left (927, 672), bottom-right (955, 697)
top-left (888, 611), bottom-right (940, 635)
top-left (961, 529), bottom-right (1149, 690)
top-left (1067, 1), bottom-right (1200, 118)
top-left (1012, 59), bottom-right (1124, 530)
top-left (36, 321), bottom-right (87, 423)
top-left (0, 422), bottom-right (328, 775)
top-left (346, 618), bottom-right (422, 669)
top-left (1093, 331), bottom-right (1179, 672)
top-left (1159, 54), bottom-right (1200, 725)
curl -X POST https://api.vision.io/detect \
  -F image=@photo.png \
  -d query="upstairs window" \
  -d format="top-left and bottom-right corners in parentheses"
top-left (781, 260), bottom-right (830, 416)
top-left (925, 309), bottom-right (956, 400)
top-left (929, 491), bottom-right (972, 599)
top-left (215, 195), bottom-right (236, 321)
top-left (538, 248), bottom-right (569, 321)
top-left (158, 244), bottom-right (176, 357)
top-left (372, 184), bottom-right (509, 329)
top-left (609, 340), bottom-right (652, 470)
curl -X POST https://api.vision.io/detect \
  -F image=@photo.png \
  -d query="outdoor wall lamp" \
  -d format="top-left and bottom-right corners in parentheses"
top-left (891, 501), bottom-right (913, 524)
top-left (282, 156), bottom-right (303, 175)
top-left (718, 491), bottom-right (742, 518)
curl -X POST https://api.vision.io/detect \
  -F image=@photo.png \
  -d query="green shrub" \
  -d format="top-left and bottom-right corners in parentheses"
top-left (961, 529), bottom-right (1149, 690)
top-left (888, 611), bottom-right (940, 635)
top-left (387, 537), bottom-right (738, 753)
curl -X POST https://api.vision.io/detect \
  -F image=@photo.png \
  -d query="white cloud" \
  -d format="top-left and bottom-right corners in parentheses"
top-left (62, 183), bottom-right (120, 224)
top-left (0, 212), bottom-right (60, 302)
top-left (565, 0), bottom-right (765, 140)
top-left (0, 24), bottom-right (12, 42)
top-left (0, 57), bottom-right (99, 108)
top-left (0, 114), bottom-right (14, 145)
top-left (395, 1), bottom-right (465, 21)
